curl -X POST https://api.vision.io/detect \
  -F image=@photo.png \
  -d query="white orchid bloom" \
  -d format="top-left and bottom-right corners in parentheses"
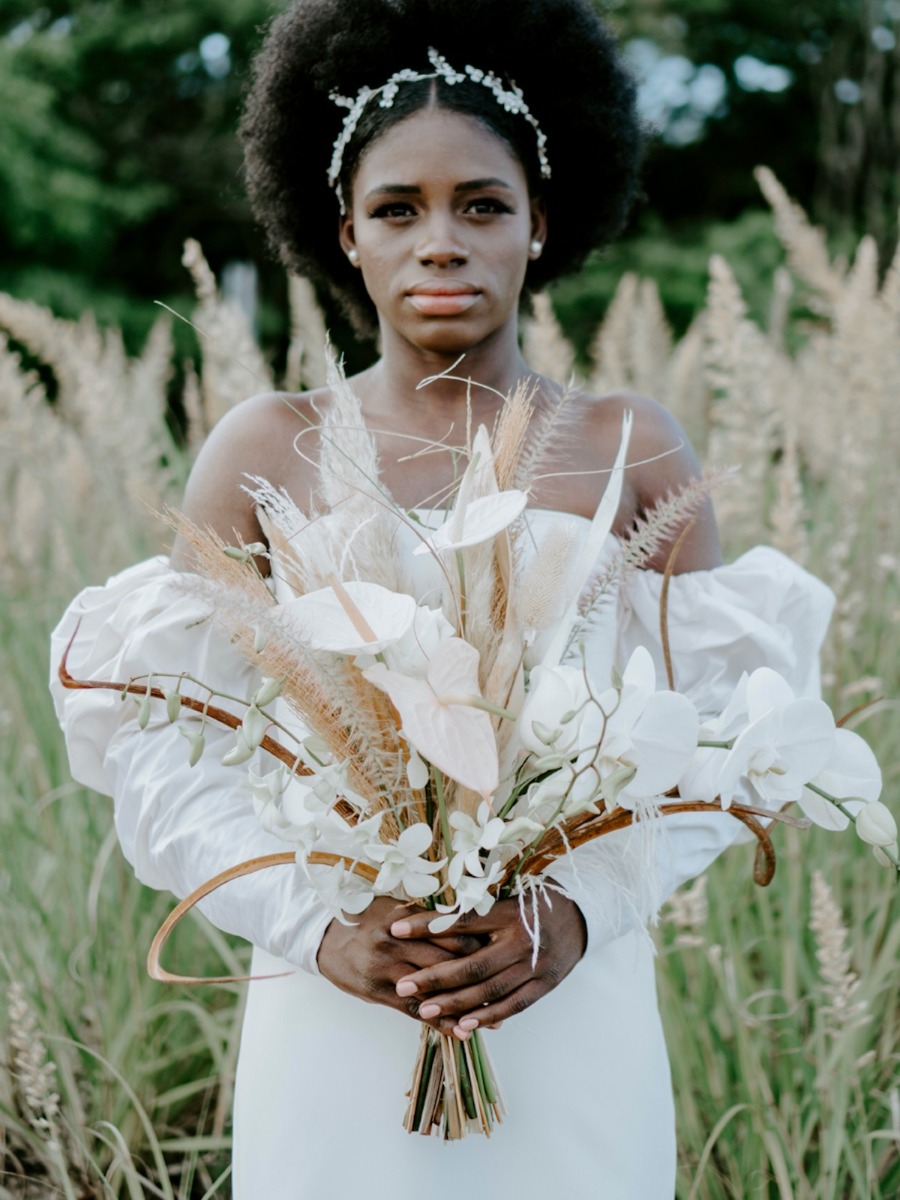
top-left (428, 859), bottom-right (504, 933)
top-left (798, 727), bottom-right (883, 830)
top-left (247, 767), bottom-right (320, 847)
top-left (448, 802), bottom-right (505, 885)
top-left (679, 675), bottom-right (751, 804)
top-left (364, 638), bottom-right (499, 797)
top-left (518, 664), bottom-right (592, 756)
top-left (365, 823), bottom-right (446, 899)
top-left (589, 646), bottom-right (700, 809)
top-left (715, 668), bottom-right (835, 808)
top-left (275, 580), bottom-right (417, 654)
top-left (306, 860), bottom-right (375, 921)
top-left (313, 809), bottom-right (383, 861)
top-left (855, 801), bottom-right (898, 847)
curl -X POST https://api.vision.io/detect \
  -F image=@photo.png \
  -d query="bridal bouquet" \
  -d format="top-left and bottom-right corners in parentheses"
top-left (60, 368), bottom-right (897, 1139)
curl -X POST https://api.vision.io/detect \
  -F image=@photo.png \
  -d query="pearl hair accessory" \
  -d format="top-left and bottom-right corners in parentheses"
top-left (328, 47), bottom-right (551, 213)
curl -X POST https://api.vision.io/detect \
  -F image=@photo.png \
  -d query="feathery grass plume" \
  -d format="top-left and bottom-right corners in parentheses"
top-left (664, 314), bottom-right (708, 450)
top-left (181, 358), bottom-right (207, 454)
top-left (768, 416), bottom-right (809, 565)
top-left (521, 291), bottom-right (576, 383)
top-left (514, 516), bottom-right (581, 647)
top-left (0, 333), bottom-right (88, 588)
top-left (767, 265), bottom-right (794, 349)
top-left (0, 295), bottom-right (175, 512)
top-left (631, 278), bottom-right (674, 400)
top-left (576, 472), bottom-right (728, 633)
top-left (165, 511), bottom-right (408, 823)
top-left (491, 377), bottom-right (537, 492)
top-left (285, 275), bottom-right (329, 392)
top-left (588, 271), bottom-right (639, 394)
top-left (242, 363), bottom-right (407, 598)
top-left (511, 384), bottom-right (575, 496)
top-left (7, 982), bottom-right (62, 1148)
top-left (755, 165), bottom-right (846, 315)
top-left (809, 871), bottom-right (870, 1037)
top-left (663, 874), bottom-right (708, 949)
top-left (703, 254), bottom-right (780, 549)
top-left (182, 238), bottom-right (274, 428)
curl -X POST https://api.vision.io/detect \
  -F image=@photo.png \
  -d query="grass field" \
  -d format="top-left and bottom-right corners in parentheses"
top-left (1, 180), bottom-right (897, 1197)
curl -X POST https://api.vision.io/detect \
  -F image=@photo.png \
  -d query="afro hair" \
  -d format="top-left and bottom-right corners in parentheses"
top-left (240, 0), bottom-right (643, 335)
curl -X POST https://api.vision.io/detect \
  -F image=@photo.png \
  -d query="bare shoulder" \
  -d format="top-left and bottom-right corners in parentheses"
top-left (170, 388), bottom-right (330, 570)
top-left (571, 389), bottom-right (722, 572)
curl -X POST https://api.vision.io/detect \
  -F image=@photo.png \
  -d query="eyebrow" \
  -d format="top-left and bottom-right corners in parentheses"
top-left (363, 177), bottom-right (515, 201)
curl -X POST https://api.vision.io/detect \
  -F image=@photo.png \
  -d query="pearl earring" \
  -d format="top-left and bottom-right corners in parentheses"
top-left (347, 248), bottom-right (360, 266)
top-left (530, 240), bottom-right (543, 257)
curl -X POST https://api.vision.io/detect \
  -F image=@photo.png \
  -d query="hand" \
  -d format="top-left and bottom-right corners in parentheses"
top-left (316, 898), bottom-right (482, 1025)
top-left (390, 894), bottom-right (587, 1039)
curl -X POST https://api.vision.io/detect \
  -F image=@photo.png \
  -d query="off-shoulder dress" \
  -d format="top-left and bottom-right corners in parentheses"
top-left (50, 511), bottom-right (834, 1199)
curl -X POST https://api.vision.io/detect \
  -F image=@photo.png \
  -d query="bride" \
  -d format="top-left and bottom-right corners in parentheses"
top-left (51, 0), bottom-right (834, 1195)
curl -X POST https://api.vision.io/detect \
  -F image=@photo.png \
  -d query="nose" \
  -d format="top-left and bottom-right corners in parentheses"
top-left (415, 212), bottom-right (468, 268)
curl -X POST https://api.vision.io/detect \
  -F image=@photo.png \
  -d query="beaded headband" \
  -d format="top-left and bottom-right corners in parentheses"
top-left (328, 47), bottom-right (551, 213)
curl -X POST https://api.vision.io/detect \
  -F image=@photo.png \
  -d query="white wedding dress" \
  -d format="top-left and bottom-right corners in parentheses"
top-left (50, 511), bottom-right (834, 1199)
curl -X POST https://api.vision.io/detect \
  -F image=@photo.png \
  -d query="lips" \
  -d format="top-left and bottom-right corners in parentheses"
top-left (406, 281), bottom-right (481, 317)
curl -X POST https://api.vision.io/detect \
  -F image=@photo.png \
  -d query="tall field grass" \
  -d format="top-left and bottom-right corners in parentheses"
top-left (1, 175), bottom-right (897, 1197)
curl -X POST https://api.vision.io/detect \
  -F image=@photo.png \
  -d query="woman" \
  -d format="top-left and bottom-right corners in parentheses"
top-left (51, 1), bottom-right (834, 1195)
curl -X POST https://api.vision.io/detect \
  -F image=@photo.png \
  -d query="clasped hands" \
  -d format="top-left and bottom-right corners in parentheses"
top-left (317, 893), bottom-right (587, 1040)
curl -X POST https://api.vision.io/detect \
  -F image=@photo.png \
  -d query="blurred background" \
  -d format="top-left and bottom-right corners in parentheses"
top-left (1, 0), bottom-right (897, 364)
top-left (2, 5), bottom-right (899, 1196)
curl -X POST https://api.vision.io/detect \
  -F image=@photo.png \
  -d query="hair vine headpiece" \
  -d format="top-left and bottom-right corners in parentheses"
top-left (327, 47), bottom-right (551, 212)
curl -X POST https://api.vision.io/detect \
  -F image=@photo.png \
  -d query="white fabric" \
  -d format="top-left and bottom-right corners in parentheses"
top-left (49, 521), bottom-right (834, 1199)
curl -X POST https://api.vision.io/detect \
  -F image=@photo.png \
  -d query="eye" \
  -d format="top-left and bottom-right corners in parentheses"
top-left (465, 197), bottom-right (515, 216)
top-left (369, 201), bottom-right (417, 220)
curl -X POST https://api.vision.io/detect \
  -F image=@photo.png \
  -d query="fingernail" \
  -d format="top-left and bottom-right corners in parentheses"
top-left (391, 920), bottom-right (412, 937)
top-left (396, 980), bottom-right (417, 997)
top-left (419, 1002), bottom-right (441, 1018)
top-left (458, 1017), bottom-right (479, 1031)
top-left (452, 1026), bottom-right (471, 1041)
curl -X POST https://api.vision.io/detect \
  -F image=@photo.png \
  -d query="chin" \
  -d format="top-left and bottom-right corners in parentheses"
top-left (403, 316), bottom-right (507, 358)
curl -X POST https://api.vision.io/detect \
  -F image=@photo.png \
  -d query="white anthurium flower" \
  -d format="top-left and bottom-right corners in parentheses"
top-left (275, 580), bottom-right (417, 654)
top-left (428, 859), bottom-right (504, 933)
top-left (855, 801), bottom-right (898, 847)
top-left (798, 727), bottom-right (883, 831)
top-left (382, 603), bottom-right (456, 679)
top-left (715, 668), bottom-right (836, 809)
top-left (364, 638), bottom-right (499, 797)
top-left (518, 664), bottom-right (592, 757)
top-left (306, 860), bottom-right (375, 920)
top-left (412, 492), bottom-right (528, 556)
top-left (366, 822), bottom-right (446, 898)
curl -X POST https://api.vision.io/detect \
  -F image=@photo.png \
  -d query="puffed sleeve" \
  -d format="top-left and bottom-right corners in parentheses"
top-left (547, 546), bottom-right (835, 953)
top-left (49, 557), bottom-right (333, 975)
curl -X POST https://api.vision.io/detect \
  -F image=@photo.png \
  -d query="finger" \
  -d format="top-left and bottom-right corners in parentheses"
top-left (448, 981), bottom-right (545, 1038)
top-left (391, 906), bottom-right (514, 941)
top-left (415, 964), bottom-right (531, 1024)
top-left (395, 943), bottom-right (512, 999)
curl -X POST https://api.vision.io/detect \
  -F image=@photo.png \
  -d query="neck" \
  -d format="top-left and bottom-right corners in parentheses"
top-left (359, 318), bottom-right (537, 431)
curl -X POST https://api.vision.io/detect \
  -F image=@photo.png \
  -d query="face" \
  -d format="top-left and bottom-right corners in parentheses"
top-left (339, 107), bottom-right (546, 356)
